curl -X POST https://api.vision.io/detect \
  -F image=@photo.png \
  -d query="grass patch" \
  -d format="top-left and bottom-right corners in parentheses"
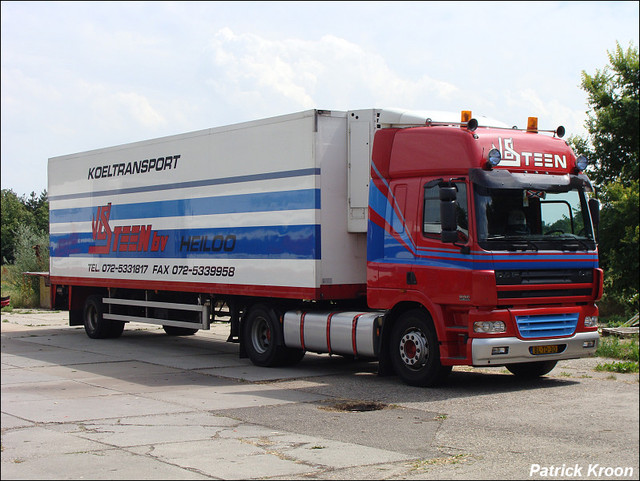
top-left (1, 268), bottom-right (40, 309)
top-left (595, 361), bottom-right (639, 374)
top-left (596, 336), bottom-right (638, 362)
top-left (594, 335), bottom-right (639, 374)
top-left (411, 454), bottom-right (470, 470)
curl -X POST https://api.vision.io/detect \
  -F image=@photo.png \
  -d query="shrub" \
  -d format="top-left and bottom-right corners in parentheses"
top-left (1, 224), bottom-right (48, 308)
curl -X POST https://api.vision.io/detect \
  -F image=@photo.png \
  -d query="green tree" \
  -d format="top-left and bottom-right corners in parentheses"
top-left (1, 189), bottom-right (31, 263)
top-left (25, 190), bottom-right (49, 235)
top-left (579, 42), bottom-right (639, 186)
top-left (597, 182), bottom-right (639, 314)
top-left (571, 42), bottom-right (639, 317)
top-left (3, 223), bottom-right (50, 307)
top-left (1, 188), bottom-right (48, 264)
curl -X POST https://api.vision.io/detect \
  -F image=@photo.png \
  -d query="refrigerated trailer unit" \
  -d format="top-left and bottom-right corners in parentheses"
top-left (49, 108), bottom-right (602, 386)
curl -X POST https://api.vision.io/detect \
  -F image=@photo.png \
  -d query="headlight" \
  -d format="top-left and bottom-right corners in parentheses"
top-left (473, 320), bottom-right (506, 333)
top-left (576, 155), bottom-right (589, 171)
top-left (584, 316), bottom-right (598, 328)
top-left (486, 148), bottom-right (501, 168)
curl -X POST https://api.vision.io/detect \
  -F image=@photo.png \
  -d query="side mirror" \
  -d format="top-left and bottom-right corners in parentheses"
top-left (440, 186), bottom-right (457, 243)
top-left (588, 198), bottom-right (600, 241)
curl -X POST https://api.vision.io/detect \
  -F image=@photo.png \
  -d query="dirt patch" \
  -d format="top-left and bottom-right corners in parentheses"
top-left (318, 400), bottom-right (392, 413)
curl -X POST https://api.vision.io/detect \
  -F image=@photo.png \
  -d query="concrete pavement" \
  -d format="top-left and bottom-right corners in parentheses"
top-left (1, 309), bottom-right (638, 480)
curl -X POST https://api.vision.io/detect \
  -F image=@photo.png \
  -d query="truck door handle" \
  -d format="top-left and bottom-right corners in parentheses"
top-left (406, 272), bottom-right (417, 285)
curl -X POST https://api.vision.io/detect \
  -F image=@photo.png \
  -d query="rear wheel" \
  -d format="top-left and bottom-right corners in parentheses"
top-left (389, 309), bottom-right (451, 387)
top-left (83, 295), bottom-right (125, 339)
top-left (242, 304), bottom-right (304, 367)
top-left (506, 360), bottom-right (557, 378)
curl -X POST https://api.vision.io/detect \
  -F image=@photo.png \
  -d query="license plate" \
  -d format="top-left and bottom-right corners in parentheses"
top-left (530, 345), bottom-right (559, 355)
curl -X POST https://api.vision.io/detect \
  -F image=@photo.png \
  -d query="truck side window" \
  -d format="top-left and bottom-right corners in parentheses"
top-left (423, 182), bottom-right (469, 241)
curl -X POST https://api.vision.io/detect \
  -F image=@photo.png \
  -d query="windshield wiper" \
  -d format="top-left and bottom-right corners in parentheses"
top-left (485, 235), bottom-right (539, 251)
top-left (507, 237), bottom-right (539, 252)
top-left (559, 236), bottom-right (592, 251)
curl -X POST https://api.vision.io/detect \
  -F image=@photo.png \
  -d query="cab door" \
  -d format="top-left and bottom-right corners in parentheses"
top-left (412, 177), bottom-right (473, 305)
top-left (373, 179), bottom-right (417, 291)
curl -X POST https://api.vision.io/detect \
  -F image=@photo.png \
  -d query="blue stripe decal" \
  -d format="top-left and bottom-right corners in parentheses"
top-left (368, 183), bottom-right (389, 222)
top-left (367, 179), bottom-right (599, 271)
top-left (369, 182), bottom-right (418, 255)
top-left (50, 189), bottom-right (320, 224)
top-left (371, 256), bottom-right (598, 270)
top-left (49, 168), bottom-right (321, 201)
top-left (50, 225), bottom-right (321, 260)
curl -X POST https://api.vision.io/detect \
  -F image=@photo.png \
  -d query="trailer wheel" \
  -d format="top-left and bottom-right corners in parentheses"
top-left (83, 295), bottom-right (124, 339)
top-left (389, 309), bottom-right (451, 387)
top-left (505, 360), bottom-right (557, 378)
top-left (163, 326), bottom-right (198, 336)
top-left (242, 304), bottom-right (303, 367)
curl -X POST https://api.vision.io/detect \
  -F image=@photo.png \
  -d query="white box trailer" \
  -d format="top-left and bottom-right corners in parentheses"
top-left (49, 109), bottom-right (376, 304)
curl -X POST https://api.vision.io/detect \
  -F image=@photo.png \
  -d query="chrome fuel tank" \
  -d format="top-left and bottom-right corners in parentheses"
top-left (283, 310), bottom-right (383, 358)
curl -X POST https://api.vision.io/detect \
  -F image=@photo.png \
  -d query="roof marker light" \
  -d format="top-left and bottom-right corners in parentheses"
top-left (576, 155), bottom-right (589, 171)
top-left (486, 148), bottom-right (501, 169)
top-left (527, 117), bottom-right (538, 133)
top-left (461, 110), bottom-right (472, 123)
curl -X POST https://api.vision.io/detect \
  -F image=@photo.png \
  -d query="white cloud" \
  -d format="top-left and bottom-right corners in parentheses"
top-left (503, 88), bottom-right (588, 137)
top-left (92, 90), bottom-right (166, 130)
top-left (206, 28), bottom-right (459, 115)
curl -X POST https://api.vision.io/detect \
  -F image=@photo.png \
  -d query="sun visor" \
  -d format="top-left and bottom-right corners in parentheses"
top-left (469, 169), bottom-right (593, 192)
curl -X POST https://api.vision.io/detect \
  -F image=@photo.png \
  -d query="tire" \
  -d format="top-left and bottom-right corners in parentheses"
top-left (242, 304), bottom-right (303, 367)
top-left (163, 326), bottom-right (199, 336)
top-left (83, 295), bottom-right (125, 339)
top-left (506, 360), bottom-right (557, 378)
top-left (389, 309), bottom-right (452, 387)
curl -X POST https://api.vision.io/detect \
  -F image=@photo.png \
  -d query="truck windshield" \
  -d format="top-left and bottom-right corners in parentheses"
top-left (474, 185), bottom-right (596, 251)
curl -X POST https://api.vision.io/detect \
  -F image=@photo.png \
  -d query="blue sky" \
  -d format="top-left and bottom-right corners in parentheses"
top-left (1, 1), bottom-right (638, 196)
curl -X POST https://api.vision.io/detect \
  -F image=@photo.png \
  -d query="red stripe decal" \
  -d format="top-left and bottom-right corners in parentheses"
top-left (48, 276), bottom-right (364, 301)
top-left (326, 312), bottom-right (339, 354)
top-left (300, 312), bottom-right (307, 350)
top-left (351, 313), bottom-right (365, 356)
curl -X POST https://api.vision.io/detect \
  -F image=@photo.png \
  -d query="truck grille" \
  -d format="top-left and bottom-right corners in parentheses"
top-left (496, 269), bottom-right (594, 303)
top-left (498, 288), bottom-right (592, 299)
top-left (495, 269), bottom-right (593, 285)
top-left (515, 313), bottom-right (579, 338)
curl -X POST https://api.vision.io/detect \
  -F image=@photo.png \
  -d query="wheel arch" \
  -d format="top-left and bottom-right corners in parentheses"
top-left (378, 300), bottom-right (443, 376)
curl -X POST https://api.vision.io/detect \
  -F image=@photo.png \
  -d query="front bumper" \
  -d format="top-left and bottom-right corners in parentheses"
top-left (471, 331), bottom-right (599, 366)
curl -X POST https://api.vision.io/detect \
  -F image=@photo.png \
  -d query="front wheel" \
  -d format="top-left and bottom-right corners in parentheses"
top-left (389, 309), bottom-right (451, 387)
top-left (505, 360), bottom-right (557, 378)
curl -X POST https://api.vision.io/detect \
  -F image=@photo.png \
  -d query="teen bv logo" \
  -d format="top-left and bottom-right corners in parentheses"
top-left (89, 203), bottom-right (168, 255)
top-left (492, 138), bottom-right (568, 169)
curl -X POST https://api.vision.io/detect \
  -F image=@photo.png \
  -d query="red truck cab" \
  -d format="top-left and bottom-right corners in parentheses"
top-left (367, 113), bottom-right (602, 386)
